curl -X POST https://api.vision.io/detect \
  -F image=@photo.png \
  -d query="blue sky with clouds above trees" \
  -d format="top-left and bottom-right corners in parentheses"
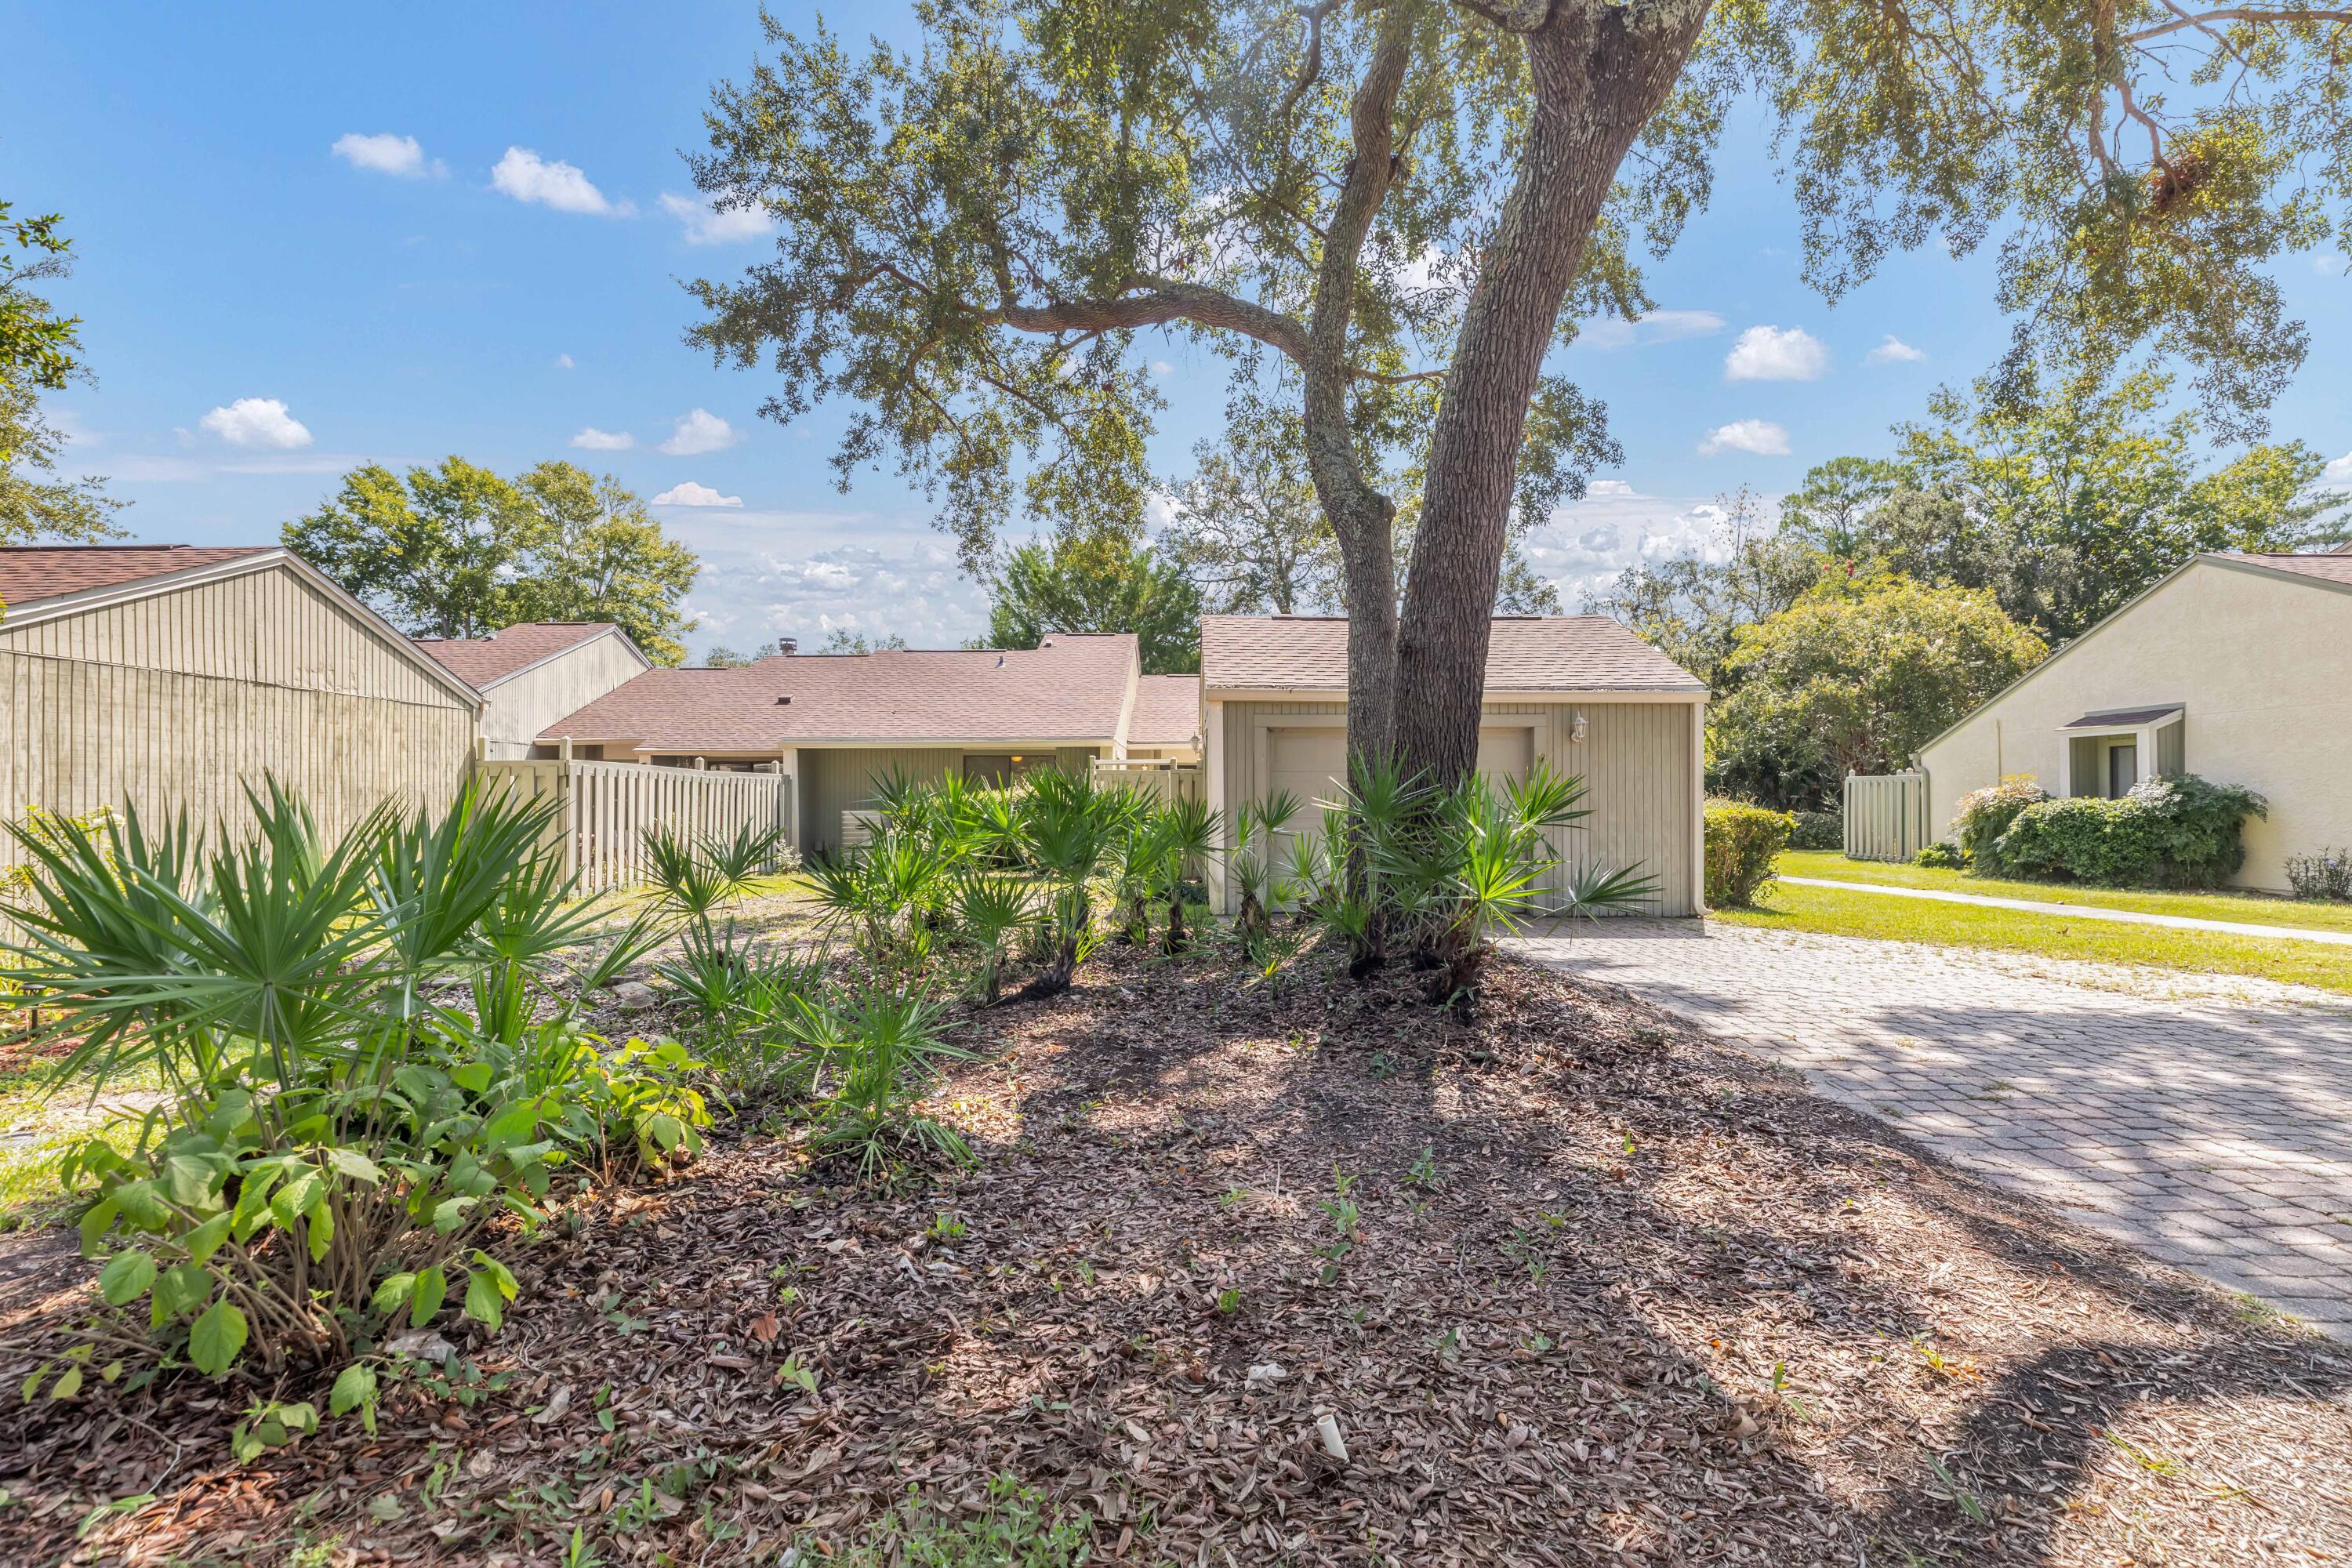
top-left (9, 2), bottom-right (2350, 659)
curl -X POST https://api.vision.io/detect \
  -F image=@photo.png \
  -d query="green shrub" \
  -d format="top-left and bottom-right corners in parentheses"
top-left (4, 781), bottom-right (663, 1398)
top-left (1993, 774), bottom-right (2267, 888)
top-left (1788, 810), bottom-right (1842, 851)
top-left (1704, 803), bottom-right (1794, 908)
top-left (1952, 776), bottom-right (2049, 871)
top-left (2286, 848), bottom-right (2352, 902)
top-left (1914, 840), bottom-right (1967, 870)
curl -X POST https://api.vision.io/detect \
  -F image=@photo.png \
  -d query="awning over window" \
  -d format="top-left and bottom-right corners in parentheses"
top-left (2058, 705), bottom-right (2182, 731)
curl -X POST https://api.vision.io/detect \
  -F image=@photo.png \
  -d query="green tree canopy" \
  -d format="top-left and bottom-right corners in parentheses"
top-left (685, 0), bottom-right (2352, 786)
top-left (985, 532), bottom-right (1203, 673)
top-left (1713, 572), bottom-right (2049, 807)
top-left (1, 201), bottom-right (125, 551)
top-left (285, 459), bottom-right (702, 662)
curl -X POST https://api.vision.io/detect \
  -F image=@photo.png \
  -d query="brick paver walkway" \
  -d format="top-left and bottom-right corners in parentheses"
top-left (1509, 920), bottom-right (2352, 1338)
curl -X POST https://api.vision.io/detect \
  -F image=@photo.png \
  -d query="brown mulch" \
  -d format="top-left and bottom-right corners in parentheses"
top-left (2, 943), bottom-right (2349, 1565)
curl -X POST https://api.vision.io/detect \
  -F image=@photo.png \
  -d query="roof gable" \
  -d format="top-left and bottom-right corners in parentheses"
top-left (1200, 615), bottom-right (1702, 694)
top-left (0, 544), bottom-right (274, 609)
top-left (1128, 673), bottom-right (1203, 745)
top-left (416, 622), bottom-right (645, 688)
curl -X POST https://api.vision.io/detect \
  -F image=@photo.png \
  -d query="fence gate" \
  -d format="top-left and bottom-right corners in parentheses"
top-left (474, 757), bottom-right (794, 895)
top-left (1842, 771), bottom-right (1931, 862)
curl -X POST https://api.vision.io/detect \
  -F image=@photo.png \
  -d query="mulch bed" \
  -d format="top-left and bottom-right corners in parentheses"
top-left (2, 942), bottom-right (2349, 1565)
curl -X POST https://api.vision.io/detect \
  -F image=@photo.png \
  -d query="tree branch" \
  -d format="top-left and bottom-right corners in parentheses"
top-left (990, 281), bottom-right (1311, 365)
top-left (2123, 4), bottom-right (2352, 40)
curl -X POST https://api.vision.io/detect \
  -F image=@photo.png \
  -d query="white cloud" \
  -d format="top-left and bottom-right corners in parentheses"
top-left (569, 426), bottom-right (634, 451)
top-left (1699, 419), bottom-right (1791, 456)
top-left (1151, 360), bottom-right (1174, 377)
top-left (1724, 325), bottom-right (1828, 382)
top-left (658, 408), bottom-right (739, 456)
top-left (332, 132), bottom-right (442, 179)
top-left (653, 481), bottom-right (743, 507)
top-left (198, 397), bottom-right (314, 450)
top-left (491, 147), bottom-right (630, 216)
top-left (1587, 479), bottom-right (1639, 499)
top-left (554, 353), bottom-right (575, 370)
top-left (1866, 335), bottom-right (1926, 365)
top-left (657, 191), bottom-right (774, 245)
top-left (2325, 451), bottom-right (2352, 482)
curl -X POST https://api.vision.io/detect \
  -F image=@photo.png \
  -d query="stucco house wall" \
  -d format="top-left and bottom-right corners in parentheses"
top-left (1918, 556), bottom-right (2352, 891)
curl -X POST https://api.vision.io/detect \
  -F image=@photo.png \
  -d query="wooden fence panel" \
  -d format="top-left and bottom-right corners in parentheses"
top-left (1090, 758), bottom-right (1203, 808)
top-left (1842, 771), bottom-right (1930, 862)
top-left (474, 759), bottom-right (793, 893)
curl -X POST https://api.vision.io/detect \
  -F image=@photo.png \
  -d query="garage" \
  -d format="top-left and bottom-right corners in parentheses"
top-left (1203, 615), bottom-right (1708, 916)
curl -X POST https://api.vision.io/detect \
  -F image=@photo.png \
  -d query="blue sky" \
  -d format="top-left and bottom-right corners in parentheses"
top-left (9, 3), bottom-right (2349, 659)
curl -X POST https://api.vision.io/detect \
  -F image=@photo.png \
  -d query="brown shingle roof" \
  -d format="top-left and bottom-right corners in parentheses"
top-left (1129, 674), bottom-right (1202, 746)
top-left (415, 623), bottom-right (630, 688)
top-left (1200, 615), bottom-right (1703, 694)
top-left (2217, 550), bottom-right (2352, 588)
top-left (0, 544), bottom-right (276, 610)
top-left (542, 633), bottom-right (1140, 752)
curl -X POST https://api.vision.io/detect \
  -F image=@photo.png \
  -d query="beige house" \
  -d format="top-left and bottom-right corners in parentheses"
top-left (1200, 615), bottom-right (1708, 916)
top-left (0, 545), bottom-right (481, 868)
top-left (1918, 549), bottom-right (2352, 891)
top-left (539, 633), bottom-right (1181, 855)
top-left (416, 622), bottom-right (651, 760)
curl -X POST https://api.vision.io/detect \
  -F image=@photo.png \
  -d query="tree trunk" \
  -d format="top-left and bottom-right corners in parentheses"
top-left (1396, 2), bottom-right (1715, 786)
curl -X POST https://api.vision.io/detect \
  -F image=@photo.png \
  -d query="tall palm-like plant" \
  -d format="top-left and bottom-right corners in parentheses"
top-left (1152, 796), bottom-right (1221, 953)
top-left (1228, 789), bottom-right (1300, 947)
top-left (947, 869), bottom-right (1038, 1005)
top-left (1010, 770), bottom-right (1134, 997)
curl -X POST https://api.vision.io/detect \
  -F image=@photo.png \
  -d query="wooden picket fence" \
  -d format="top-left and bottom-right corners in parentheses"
top-left (1842, 771), bottom-right (1931, 863)
top-left (474, 758), bottom-right (793, 895)
top-left (1090, 757), bottom-right (1203, 806)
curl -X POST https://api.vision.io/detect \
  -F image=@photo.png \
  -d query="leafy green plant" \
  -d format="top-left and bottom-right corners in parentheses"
top-left (949, 870), bottom-right (1040, 1005)
top-left (786, 983), bottom-right (971, 1179)
top-left (1914, 840), bottom-right (1967, 870)
top-left (1228, 789), bottom-right (1301, 948)
top-left (4, 780), bottom-right (650, 1387)
top-left (1995, 774), bottom-right (2267, 888)
top-left (825, 1473), bottom-right (1091, 1566)
top-left (1703, 801), bottom-right (1794, 908)
top-left (1952, 775), bottom-right (2048, 869)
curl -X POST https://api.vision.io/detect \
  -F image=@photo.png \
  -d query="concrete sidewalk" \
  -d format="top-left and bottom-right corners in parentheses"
top-left (1782, 875), bottom-right (2352, 947)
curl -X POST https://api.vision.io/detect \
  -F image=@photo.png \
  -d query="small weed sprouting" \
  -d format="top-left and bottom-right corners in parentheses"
top-left (1216, 1287), bottom-right (1241, 1315)
top-left (1331, 1163), bottom-right (1361, 1198)
top-left (1369, 1051), bottom-right (1396, 1081)
top-left (1922, 1453), bottom-right (1990, 1526)
top-left (2099, 1428), bottom-right (2183, 1477)
top-left (1406, 1146), bottom-right (1439, 1189)
top-left (925, 1211), bottom-right (968, 1243)
top-left (1219, 1183), bottom-right (1247, 1209)
top-left (1428, 1324), bottom-right (1462, 1363)
top-left (779, 1354), bottom-right (820, 1397)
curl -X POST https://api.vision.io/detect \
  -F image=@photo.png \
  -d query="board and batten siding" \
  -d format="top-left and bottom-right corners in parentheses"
top-left (797, 744), bottom-right (1109, 855)
top-left (0, 563), bottom-right (476, 877)
top-left (483, 633), bottom-right (648, 759)
top-left (1216, 699), bottom-right (1697, 916)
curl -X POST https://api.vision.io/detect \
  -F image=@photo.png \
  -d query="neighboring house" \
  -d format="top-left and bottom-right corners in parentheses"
top-left (1126, 673), bottom-right (1204, 763)
top-left (415, 622), bottom-right (652, 760)
top-left (539, 633), bottom-right (1168, 855)
top-left (1199, 615), bottom-right (1708, 916)
top-left (1918, 548), bottom-right (2352, 891)
top-left (0, 545), bottom-right (481, 871)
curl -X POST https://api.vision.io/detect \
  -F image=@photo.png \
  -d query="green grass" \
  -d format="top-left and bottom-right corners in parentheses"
top-left (0, 1033), bottom-right (164, 1230)
top-left (1715, 880), bottom-right (2352, 995)
top-left (1777, 849), bottom-right (2352, 935)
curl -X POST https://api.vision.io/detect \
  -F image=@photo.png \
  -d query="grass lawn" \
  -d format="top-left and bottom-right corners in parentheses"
top-left (1777, 848), bottom-right (2352, 935)
top-left (1717, 877), bottom-right (2352, 994)
top-left (0, 1032), bottom-right (164, 1231)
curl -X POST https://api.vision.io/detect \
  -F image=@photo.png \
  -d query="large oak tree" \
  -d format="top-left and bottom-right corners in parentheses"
top-left (685, 0), bottom-right (2352, 787)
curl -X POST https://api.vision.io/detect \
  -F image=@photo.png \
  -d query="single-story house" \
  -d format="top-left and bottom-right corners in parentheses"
top-left (0, 544), bottom-right (482, 869)
top-left (415, 622), bottom-right (652, 760)
top-left (1199, 615), bottom-right (1708, 916)
top-left (539, 633), bottom-right (1167, 855)
top-left (1918, 548), bottom-right (2352, 891)
top-left (1126, 673), bottom-right (1204, 763)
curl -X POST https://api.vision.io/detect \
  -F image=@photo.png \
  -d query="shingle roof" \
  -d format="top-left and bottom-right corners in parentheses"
top-left (415, 623), bottom-right (629, 688)
top-left (1200, 615), bottom-right (1703, 694)
top-left (2061, 705), bottom-right (2183, 730)
top-left (1128, 674), bottom-right (1202, 746)
top-left (2217, 550), bottom-right (2352, 588)
top-left (542, 633), bottom-right (1141, 751)
top-left (0, 544), bottom-right (276, 610)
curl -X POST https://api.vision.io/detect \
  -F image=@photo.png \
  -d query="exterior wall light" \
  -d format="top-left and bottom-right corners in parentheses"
top-left (1570, 712), bottom-right (1589, 744)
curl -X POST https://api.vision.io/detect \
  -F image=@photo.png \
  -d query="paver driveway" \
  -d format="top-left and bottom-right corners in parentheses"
top-left (1508, 919), bottom-right (2352, 1338)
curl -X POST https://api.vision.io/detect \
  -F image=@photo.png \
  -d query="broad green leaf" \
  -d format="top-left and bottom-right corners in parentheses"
top-left (97, 1250), bottom-right (157, 1307)
top-left (150, 1261), bottom-right (212, 1325)
top-left (329, 1363), bottom-right (377, 1417)
top-left (270, 1170), bottom-right (324, 1229)
top-left (188, 1298), bottom-right (248, 1377)
top-left (430, 1196), bottom-right (478, 1234)
top-left (471, 1250), bottom-right (519, 1299)
top-left (370, 1272), bottom-right (416, 1314)
top-left (451, 1062), bottom-right (493, 1094)
top-left (77, 1196), bottom-right (121, 1255)
top-left (162, 1153), bottom-right (220, 1207)
top-left (323, 1148), bottom-right (383, 1184)
top-left (48, 1364), bottom-right (82, 1400)
top-left (408, 1265), bottom-right (447, 1328)
top-left (463, 1269), bottom-right (503, 1330)
top-left (183, 1213), bottom-right (233, 1265)
top-left (646, 1114), bottom-right (683, 1153)
top-left (305, 1199), bottom-right (335, 1263)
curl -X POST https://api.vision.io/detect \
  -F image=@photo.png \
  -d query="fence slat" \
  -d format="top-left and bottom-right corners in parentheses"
top-left (1842, 771), bottom-right (1930, 862)
top-left (471, 758), bottom-right (795, 892)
